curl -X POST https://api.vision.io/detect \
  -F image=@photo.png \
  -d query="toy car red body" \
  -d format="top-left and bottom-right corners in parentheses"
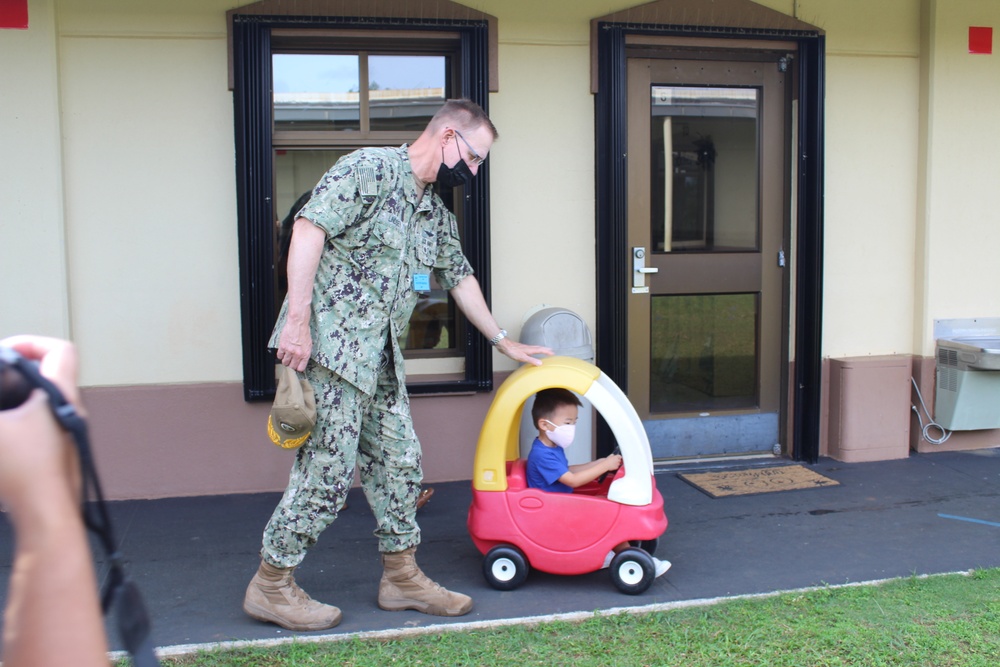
top-left (467, 356), bottom-right (668, 594)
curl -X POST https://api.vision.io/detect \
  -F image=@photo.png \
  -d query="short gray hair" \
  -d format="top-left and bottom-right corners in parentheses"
top-left (431, 99), bottom-right (498, 139)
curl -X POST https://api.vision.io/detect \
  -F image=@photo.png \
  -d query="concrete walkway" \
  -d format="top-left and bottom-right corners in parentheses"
top-left (3, 449), bottom-right (1000, 655)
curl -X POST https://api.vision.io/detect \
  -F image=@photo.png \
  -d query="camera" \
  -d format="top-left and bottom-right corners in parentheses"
top-left (0, 347), bottom-right (36, 410)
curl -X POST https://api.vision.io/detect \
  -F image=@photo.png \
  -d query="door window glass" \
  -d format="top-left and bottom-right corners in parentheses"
top-left (650, 293), bottom-right (758, 413)
top-left (650, 86), bottom-right (759, 253)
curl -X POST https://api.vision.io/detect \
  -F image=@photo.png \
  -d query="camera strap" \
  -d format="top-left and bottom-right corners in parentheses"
top-left (0, 350), bottom-right (160, 667)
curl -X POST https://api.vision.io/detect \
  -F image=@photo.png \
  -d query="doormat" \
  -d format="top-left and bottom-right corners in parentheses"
top-left (678, 465), bottom-right (839, 498)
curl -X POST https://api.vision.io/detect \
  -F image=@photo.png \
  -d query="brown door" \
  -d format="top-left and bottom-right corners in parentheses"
top-left (626, 55), bottom-right (790, 459)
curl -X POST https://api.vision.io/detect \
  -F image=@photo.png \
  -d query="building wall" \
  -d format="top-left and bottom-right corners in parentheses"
top-left (58, 18), bottom-right (242, 386)
top-left (489, 38), bottom-right (597, 333)
top-left (799, 0), bottom-right (922, 358)
top-left (918, 0), bottom-right (1000, 353)
top-left (3, 0), bottom-right (1000, 497)
top-left (0, 0), bottom-right (69, 338)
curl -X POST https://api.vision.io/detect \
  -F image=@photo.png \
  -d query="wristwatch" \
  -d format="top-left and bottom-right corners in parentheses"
top-left (489, 329), bottom-right (508, 346)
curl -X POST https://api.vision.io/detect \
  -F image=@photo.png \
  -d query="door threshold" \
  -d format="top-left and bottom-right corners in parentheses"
top-left (653, 452), bottom-right (784, 474)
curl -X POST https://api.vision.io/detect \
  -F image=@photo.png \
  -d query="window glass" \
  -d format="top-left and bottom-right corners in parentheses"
top-left (274, 149), bottom-right (348, 219)
top-left (273, 149), bottom-right (349, 297)
top-left (403, 283), bottom-right (457, 351)
top-left (368, 55), bottom-right (447, 132)
top-left (650, 293), bottom-right (758, 413)
top-left (650, 86), bottom-right (759, 253)
top-left (273, 54), bottom-right (361, 131)
top-left (271, 147), bottom-right (461, 354)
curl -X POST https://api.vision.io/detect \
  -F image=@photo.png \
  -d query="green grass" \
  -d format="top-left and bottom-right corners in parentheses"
top-left (144, 569), bottom-right (1000, 667)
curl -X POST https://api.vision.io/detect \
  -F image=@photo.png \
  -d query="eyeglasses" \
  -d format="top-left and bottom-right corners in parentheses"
top-left (453, 129), bottom-right (487, 166)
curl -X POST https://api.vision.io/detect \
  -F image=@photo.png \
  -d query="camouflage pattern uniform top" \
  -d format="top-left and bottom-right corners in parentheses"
top-left (269, 146), bottom-right (474, 393)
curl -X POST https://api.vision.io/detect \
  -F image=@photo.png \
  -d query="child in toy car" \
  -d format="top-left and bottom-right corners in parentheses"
top-left (526, 388), bottom-right (671, 578)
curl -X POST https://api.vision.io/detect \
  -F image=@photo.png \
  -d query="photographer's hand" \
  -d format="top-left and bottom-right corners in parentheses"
top-left (1, 335), bottom-right (81, 404)
top-left (0, 335), bottom-right (109, 667)
top-left (0, 336), bottom-right (83, 516)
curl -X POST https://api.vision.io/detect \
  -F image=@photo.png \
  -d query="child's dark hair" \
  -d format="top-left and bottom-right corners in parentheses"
top-left (531, 388), bottom-right (581, 427)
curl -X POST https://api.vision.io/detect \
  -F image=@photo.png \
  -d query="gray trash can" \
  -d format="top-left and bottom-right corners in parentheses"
top-left (518, 307), bottom-right (595, 465)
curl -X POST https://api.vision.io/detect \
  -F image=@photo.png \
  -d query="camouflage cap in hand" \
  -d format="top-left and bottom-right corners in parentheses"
top-left (267, 364), bottom-right (316, 449)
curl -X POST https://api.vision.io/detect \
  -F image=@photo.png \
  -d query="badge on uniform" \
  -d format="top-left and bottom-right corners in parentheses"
top-left (413, 273), bottom-right (431, 292)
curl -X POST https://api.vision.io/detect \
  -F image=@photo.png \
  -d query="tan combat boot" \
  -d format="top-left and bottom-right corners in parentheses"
top-left (378, 547), bottom-right (473, 616)
top-left (243, 560), bottom-right (343, 631)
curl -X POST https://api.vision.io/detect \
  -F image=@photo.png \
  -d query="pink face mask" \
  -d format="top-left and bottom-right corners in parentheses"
top-left (543, 420), bottom-right (576, 449)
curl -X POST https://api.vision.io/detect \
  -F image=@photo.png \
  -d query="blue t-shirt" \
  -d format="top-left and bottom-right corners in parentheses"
top-left (526, 437), bottom-right (572, 493)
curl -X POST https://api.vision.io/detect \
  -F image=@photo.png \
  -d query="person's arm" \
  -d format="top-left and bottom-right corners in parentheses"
top-left (0, 336), bottom-right (109, 667)
top-left (558, 454), bottom-right (623, 489)
top-left (276, 218), bottom-right (326, 371)
top-left (448, 275), bottom-right (553, 366)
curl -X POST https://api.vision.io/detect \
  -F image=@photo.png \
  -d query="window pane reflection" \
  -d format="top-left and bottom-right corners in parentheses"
top-left (651, 86), bottom-right (759, 253)
top-left (273, 149), bottom-right (350, 296)
top-left (650, 294), bottom-right (757, 413)
top-left (403, 286), bottom-right (456, 351)
top-left (273, 54), bottom-right (361, 131)
top-left (273, 149), bottom-right (456, 352)
top-left (369, 55), bottom-right (447, 132)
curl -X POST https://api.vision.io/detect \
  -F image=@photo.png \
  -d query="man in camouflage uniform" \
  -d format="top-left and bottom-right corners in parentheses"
top-left (243, 99), bottom-right (551, 631)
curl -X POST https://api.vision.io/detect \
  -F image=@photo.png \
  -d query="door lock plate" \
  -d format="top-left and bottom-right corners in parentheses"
top-left (632, 247), bottom-right (658, 293)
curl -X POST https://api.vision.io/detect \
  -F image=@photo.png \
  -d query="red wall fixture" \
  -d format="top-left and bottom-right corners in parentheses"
top-left (0, 0), bottom-right (28, 29)
top-left (969, 26), bottom-right (993, 55)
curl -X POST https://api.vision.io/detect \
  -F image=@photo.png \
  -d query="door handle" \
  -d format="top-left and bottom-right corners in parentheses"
top-left (632, 247), bottom-right (658, 293)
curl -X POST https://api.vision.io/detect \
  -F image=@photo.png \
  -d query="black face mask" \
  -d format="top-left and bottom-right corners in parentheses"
top-left (436, 145), bottom-right (475, 188)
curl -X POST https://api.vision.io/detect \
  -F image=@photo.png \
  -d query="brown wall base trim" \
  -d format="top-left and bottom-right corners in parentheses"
top-left (83, 374), bottom-right (510, 500)
top-left (818, 354), bottom-right (1000, 462)
top-left (85, 357), bottom-right (1000, 500)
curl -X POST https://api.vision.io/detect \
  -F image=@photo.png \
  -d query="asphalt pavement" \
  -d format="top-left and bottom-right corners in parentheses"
top-left (2, 448), bottom-right (1000, 656)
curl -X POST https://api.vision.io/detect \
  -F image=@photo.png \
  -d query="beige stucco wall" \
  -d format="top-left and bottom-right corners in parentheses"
top-left (799, 0), bottom-right (923, 358)
top-left (822, 55), bottom-right (921, 357)
top-left (917, 0), bottom-right (1000, 355)
top-left (489, 40), bottom-right (596, 339)
top-left (58, 25), bottom-right (242, 385)
top-left (0, 0), bottom-right (70, 339)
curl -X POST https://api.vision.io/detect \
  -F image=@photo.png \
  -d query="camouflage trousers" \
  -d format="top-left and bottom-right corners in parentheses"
top-left (261, 356), bottom-right (422, 568)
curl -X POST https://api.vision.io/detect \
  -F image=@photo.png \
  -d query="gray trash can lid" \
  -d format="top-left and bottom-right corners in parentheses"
top-left (522, 307), bottom-right (593, 359)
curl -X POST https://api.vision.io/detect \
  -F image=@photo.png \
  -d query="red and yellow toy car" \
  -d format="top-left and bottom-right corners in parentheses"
top-left (467, 356), bottom-right (668, 594)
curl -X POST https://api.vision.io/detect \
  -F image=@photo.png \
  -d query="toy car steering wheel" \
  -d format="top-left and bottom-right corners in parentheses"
top-left (597, 445), bottom-right (622, 484)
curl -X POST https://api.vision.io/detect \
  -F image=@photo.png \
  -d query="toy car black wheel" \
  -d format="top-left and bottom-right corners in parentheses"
top-left (630, 536), bottom-right (659, 556)
top-left (609, 548), bottom-right (655, 595)
top-left (483, 545), bottom-right (529, 591)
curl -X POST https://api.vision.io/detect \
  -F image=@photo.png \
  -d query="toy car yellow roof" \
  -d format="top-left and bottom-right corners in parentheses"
top-left (472, 356), bottom-right (655, 506)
